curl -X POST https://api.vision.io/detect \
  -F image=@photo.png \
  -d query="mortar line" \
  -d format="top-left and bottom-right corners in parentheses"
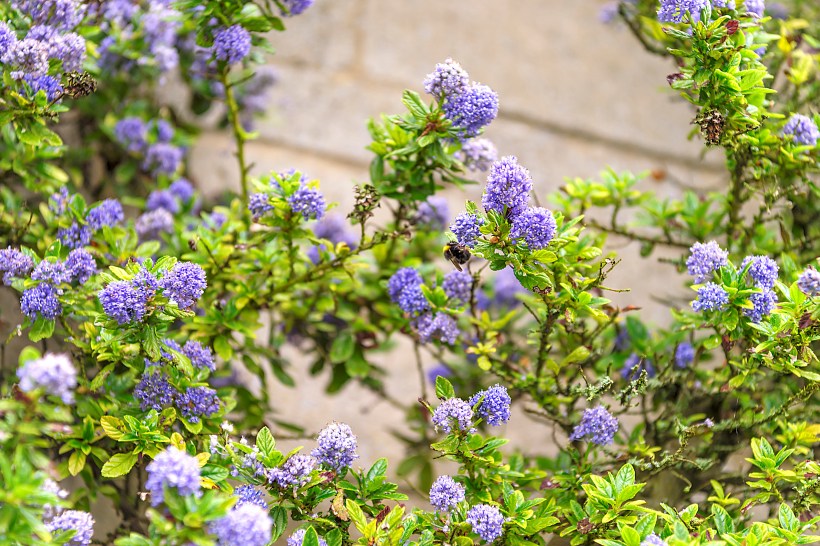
top-left (497, 109), bottom-right (725, 173)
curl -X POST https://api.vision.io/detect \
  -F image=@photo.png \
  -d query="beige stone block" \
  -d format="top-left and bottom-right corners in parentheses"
top-left (357, 0), bottom-right (712, 162)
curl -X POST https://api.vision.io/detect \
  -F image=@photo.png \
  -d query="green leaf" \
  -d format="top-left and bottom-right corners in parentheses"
top-left (779, 503), bottom-right (799, 532)
top-left (621, 526), bottom-right (641, 546)
top-left (703, 335), bottom-right (722, 350)
top-left (330, 331), bottom-right (356, 363)
top-left (401, 90), bottom-right (428, 119)
top-left (561, 346), bottom-right (590, 366)
top-left (435, 376), bottom-right (455, 400)
top-left (214, 336), bottom-right (233, 361)
top-left (302, 527), bottom-right (321, 546)
top-left (345, 499), bottom-right (367, 532)
top-left (101, 452), bottom-right (138, 478)
top-left (29, 317), bottom-right (55, 342)
top-left (68, 451), bottom-right (86, 476)
top-left (100, 416), bottom-right (125, 441)
top-left (366, 458), bottom-right (388, 484)
top-left (256, 426), bottom-right (276, 457)
top-left (18, 346), bottom-right (41, 366)
top-left (181, 418), bottom-right (203, 435)
top-left (712, 505), bottom-right (733, 535)
top-left (270, 507), bottom-right (288, 542)
top-left (144, 326), bottom-right (161, 361)
top-left (345, 353), bottom-right (369, 378)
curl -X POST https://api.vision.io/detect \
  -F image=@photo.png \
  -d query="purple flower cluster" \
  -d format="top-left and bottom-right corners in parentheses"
top-left (442, 270), bottom-right (472, 303)
top-left (415, 197), bottom-right (450, 230)
top-left (169, 178), bottom-right (195, 203)
top-left (143, 142), bottom-right (183, 176)
top-left (177, 386), bottom-right (221, 423)
top-left (248, 193), bottom-right (273, 219)
top-left (146, 190), bottom-right (180, 214)
top-left (675, 342), bottom-right (695, 368)
top-left (53, 196), bottom-right (122, 250)
top-left (686, 241), bottom-right (728, 282)
top-left (744, 289), bottom-right (777, 323)
top-left (21, 283), bottom-right (62, 319)
top-left (429, 475), bottom-right (465, 512)
top-left (288, 529), bottom-right (328, 546)
top-left (17, 353), bottom-right (77, 404)
top-left (234, 485), bottom-right (268, 510)
top-left (745, 0), bottom-right (765, 16)
top-left (115, 118), bottom-right (147, 152)
top-left (569, 406), bottom-right (619, 445)
top-left (424, 58), bottom-right (470, 100)
top-left (20, 249), bottom-right (93, 320)
top-left (741, 255), bottom-right (779, 289)
top-left (210, 502), bottom-right (272, 546)
top-left (482, 156), bottom-right (532, 217)
top-left (87, 199), bottom-right (125, 231)
top-left (135, 209), bottom-right (174, 240)
top-left (415, 312), bottom-right (460, 344)
top-left (443, 83), bottom-right (499, 139)
top-left (466, 504), bottom-right (505, 542)
top-left (457, 138), bottom-right (498, 172)
top-left (134, 371), bottom-right (176, 411)
top-left (311, 422), bottom-right (359, 471)
top-left (424, 59), bottom-right (498, 138)
top-left (132, 266), bottom-right (160, 300)
top-left (45, 509), bottom-right (95, 545)
top-left (49, 187), bottom-right (70, 215)
top-left (279, 0), bottom-right (315, 17)
top-left (268, 454), bottom-right (317, 488)
top-left (798, 268), bottom-right (820, 296)
top-left (144, 446), bottom-right (201, 506)
top-left (159, 262), bottom-right (206, 309)
top-left (2, 4), bottom-right (87, 88)
top-left (388, 267), bottom-right (430, 315)
top-left (449, 212), bottom-right (485, 247)
top-left (97, 0), bottom-right (181, 74)
top-left (23, 74), bottom-right (63, 100)
top-left (657, 0), bottom-right (709, 23)
top-left (432, 397), bottom-right (473, 434)
top-left (183, 340), bottom-right (216, 371)
top-left (153, 119), bottom-right (174, 143)
top-left (13, 0), bottom-right (84, 31)
top-left (114, 117), bottom-right (184, 176)
top-left (692, 282), bottom-right (729, 312)
top-left (57, 223), bottom-right (91, 250)
top-left (99, 281), bottom-right (147, 324)
top-left (510, 207), bottom-right (556, 250)
top-left (621, 353), bottom-right (656, 380)
top-left (783, 114), bottom-right (819, 147)
top-left (0, 247), bottom-right (34, 285)
top-left (99, 261), bottom-right (205, 323)
top-left (213, 25), bottom-right (251, 65)
top-left (288, 185), bottom-right (326, 221)
top-left (469, 384), bottom-right (511, 427)
top-left (32, 259), bottom-right (70, 284)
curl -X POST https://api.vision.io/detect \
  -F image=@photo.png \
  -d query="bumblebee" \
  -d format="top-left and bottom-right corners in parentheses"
top-left (443, 242), bottom-right (471, 271)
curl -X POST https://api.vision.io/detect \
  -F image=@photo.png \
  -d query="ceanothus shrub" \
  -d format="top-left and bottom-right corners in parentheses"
top-left (0, 0), bottom-right (820, 545)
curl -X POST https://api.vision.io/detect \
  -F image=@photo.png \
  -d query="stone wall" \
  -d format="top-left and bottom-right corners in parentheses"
top-left (185, 1), bottom-right (725, 474)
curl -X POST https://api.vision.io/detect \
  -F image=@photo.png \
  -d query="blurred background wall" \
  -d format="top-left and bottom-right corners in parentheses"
top-left (184, 1), bottom-right (726, 471)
